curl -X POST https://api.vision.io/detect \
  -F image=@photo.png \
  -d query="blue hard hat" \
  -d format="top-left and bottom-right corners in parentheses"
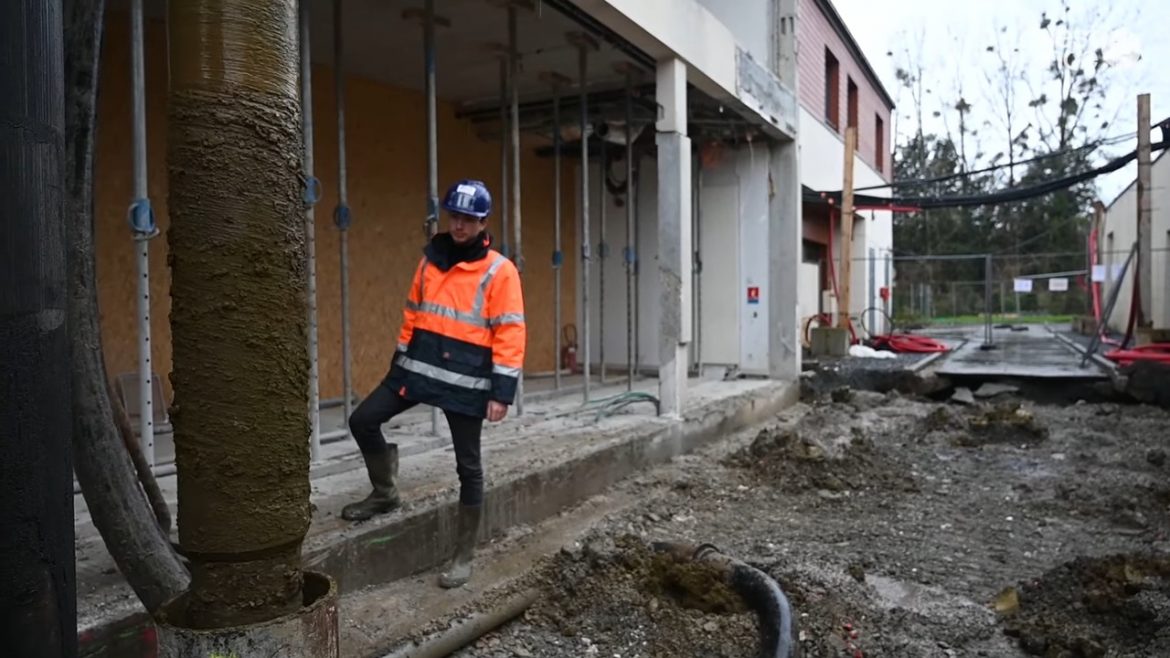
top-left (441, 179), bottom-right (492, 219)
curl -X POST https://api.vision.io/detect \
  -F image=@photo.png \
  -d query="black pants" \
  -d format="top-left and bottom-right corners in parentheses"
top-left (349, 382), bottom-right (485, 506)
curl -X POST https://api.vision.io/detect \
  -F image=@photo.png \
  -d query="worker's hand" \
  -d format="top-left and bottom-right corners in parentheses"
top-left (487, 401), bottom-right (508, 423)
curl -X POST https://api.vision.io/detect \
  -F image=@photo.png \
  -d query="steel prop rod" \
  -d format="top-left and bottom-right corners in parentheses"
top-left (334, 0), bottom-right (354, 436)
top-left (540, 71), bottom-right (572, 391)
top-left (129, 0), bottom-right (158, 465)
top-left (569, 31), bottom-right (599, 401)
top-left (404, 2), bottom-right (451, 435)
top-left (300, 0), bottom-right (323, 460)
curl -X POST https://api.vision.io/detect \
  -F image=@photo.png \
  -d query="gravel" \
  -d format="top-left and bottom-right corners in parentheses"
top-left (452, 386), bottom-right (1170, 658)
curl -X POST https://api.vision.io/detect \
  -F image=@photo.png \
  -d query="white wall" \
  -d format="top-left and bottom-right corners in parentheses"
top-left (695, 143), bottom-right (771, 372)
top-left (1102, 151), bottom-right (1170, 330)
top-left (695, 0), bottom-right (770, 66)
top-left (580, 154), bottom-right (661, 372)
top-left (798, 107), bottom-right (893, 334)
top-left (577, 145), bottom-right (777, 374)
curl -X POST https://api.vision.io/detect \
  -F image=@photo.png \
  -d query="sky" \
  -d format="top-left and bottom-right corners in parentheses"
top-left (831, 0), bottom-right (1168, 203)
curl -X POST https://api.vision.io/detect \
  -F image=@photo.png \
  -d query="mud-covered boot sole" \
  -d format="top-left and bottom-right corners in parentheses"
top-left (340, 496), bottom-right (401, 522)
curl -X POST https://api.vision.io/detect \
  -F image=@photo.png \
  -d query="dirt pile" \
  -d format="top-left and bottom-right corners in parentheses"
top-left (728, 405), bottom-right (918, 495)
top-left (471, 535), bottom-right (761, 658)
top-left (923, 400), bottom-right (1050, 447)
top-left (1002, 553), bottom-right (1170, 656)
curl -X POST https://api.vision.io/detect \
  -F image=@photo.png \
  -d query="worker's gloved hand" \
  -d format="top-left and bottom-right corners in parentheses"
top-left (487, 400), bottom-right (508, 423)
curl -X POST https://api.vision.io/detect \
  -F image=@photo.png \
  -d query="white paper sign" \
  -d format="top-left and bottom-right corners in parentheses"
top-left (1013, 278), bottom-right (1033, 293)
top-left (1091, 265), bottom-right (1107, 282)
top-left (1048, 277), bottom-right (1069, 292)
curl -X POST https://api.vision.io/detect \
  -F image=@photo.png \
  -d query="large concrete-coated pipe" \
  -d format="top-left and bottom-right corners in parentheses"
top-left (380, 589), bottom-right (538, 658)
top-left (155, 571), bottom-right (339, 657)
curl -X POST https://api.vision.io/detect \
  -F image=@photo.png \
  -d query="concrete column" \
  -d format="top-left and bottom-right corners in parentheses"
top-left (656, 58), bottom-right (692, 417)
top-left (767, 140), bottom-right (801, 380)
top-left (767, 0), bottom-right (801, 380)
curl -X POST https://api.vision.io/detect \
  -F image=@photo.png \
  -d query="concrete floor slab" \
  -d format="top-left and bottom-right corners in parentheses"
top-left (929, 325), bottom-right (1108, 380)
top-left (76, 376), bottom-right (799, 657)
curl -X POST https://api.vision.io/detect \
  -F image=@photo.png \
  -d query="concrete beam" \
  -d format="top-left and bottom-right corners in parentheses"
top-left (566, 0), bottom-right (797, 140)
top-left (657, 57), bottom-right (692, 417)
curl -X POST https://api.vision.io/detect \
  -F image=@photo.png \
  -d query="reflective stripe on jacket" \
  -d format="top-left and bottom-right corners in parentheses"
top-left (385, 235), bottom-right (526, 418)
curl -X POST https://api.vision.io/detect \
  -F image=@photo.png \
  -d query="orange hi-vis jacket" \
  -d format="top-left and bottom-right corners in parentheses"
top-left (385, 232), bottom-right (526, 418)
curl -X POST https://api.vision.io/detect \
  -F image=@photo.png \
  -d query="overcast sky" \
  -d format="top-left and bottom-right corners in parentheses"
top-left (831, 0), bottom-right (1167, 202)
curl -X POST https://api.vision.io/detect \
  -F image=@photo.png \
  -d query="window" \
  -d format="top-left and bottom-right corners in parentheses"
top-left (875, 114), bottom-right (885, 172)
top-left (824, 48), bottom-right (839, 130)
top-left (846, 77), bottom-right (858, 130)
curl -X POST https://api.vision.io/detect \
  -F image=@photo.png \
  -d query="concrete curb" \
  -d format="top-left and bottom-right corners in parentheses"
top-left (78, 381), bottom-right (799, 657)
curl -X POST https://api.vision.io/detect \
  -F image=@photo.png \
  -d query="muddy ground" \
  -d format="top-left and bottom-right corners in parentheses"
top-left (446, 379), bottom-right (1170, 658)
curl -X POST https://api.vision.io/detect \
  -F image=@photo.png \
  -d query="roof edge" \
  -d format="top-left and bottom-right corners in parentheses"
top-left (813, 0), bottom-right (896, 111)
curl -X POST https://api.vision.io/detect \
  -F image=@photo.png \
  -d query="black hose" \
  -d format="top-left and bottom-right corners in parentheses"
top-left (653, 542), bottom-right (798, 658)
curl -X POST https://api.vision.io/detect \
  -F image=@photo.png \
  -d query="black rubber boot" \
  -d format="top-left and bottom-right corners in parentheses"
top-left (439, 504), bottom-right (482, 588)
top-left (341, 447), bottom-right (401, 521)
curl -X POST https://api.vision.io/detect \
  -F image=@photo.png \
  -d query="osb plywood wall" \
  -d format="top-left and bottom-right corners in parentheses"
top-left (96, 16), bottom-right (578, 404)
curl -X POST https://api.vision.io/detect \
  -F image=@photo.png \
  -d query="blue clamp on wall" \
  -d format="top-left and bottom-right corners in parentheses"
top-left (333, 204), bottom-right (352, 230)
top-left (624, 246), bottom-right (638, 265)
top-left (127, 198), bottom-right (158, 238)
top-left (303, 176), bottom-right (322, 207)
top-left (552, 250), bottom-right (564, 267)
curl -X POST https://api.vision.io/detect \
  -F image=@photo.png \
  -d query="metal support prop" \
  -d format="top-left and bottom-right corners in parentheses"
top-left (129, 0), bottom-right (157, 466)
top-left (598, 131), bottom-right (607, 385)
top-left (569, 33), bottom-right (597, 401)
top-left (334, 0), bottom-right (353, 435)
top-left (633, 151), bottom-right (641, 373)
top-left (983, 254), bottom-right (993, 347)
top-left (508, 5), bottom-right (524, 415)
top-left (552, 81), bottom-right (564, 390)
top-left (300, 0), bottom-right (322, 461)
top-left (624, 73), bottom-right (635, 389)
top-left (498, 58), bottom-right (510, 259)
top-left (424, 0), bottom-right (440, 435)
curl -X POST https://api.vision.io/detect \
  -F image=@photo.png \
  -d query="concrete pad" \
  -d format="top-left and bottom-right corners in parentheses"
top-left (933, 326), bottom-right (1107, 380)
top-left (76, 377), bottom-right (798, 657)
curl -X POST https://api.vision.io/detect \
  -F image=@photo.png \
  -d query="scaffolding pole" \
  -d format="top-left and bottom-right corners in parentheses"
top-left (507, 5), bottom-right (525, 415)
top-left (129, 0), bottom-right (157, 466)
top-left (623, 69), bottom-right (635, 389)
top-left (424, 0), bottom-right (441, 435)
top-left (499, 57), bottom-right (510, 259)
top-left (334, 0), bottom-right (353, 436)
top-left (598, 131), bottom-right (607, 385)
top-left (548, 75), bottom-right (565, 390)
top-left (300, 0), bottom-right (322, 461)
top-left (569, 32), bottom-right (598, 401)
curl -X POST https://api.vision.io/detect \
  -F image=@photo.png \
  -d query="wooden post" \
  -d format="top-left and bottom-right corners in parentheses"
top-left (837, 127), bottom-right (857, 330)
top-left (1137, 93), bottom-right (1152, 328)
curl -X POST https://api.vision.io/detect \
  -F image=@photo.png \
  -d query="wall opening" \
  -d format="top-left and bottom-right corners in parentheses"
top-left (824, 48), bottom-right (839, 130)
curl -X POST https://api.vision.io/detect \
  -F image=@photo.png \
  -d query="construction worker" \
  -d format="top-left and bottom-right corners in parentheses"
top-left (343, 179), bottom-right (525, 589)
